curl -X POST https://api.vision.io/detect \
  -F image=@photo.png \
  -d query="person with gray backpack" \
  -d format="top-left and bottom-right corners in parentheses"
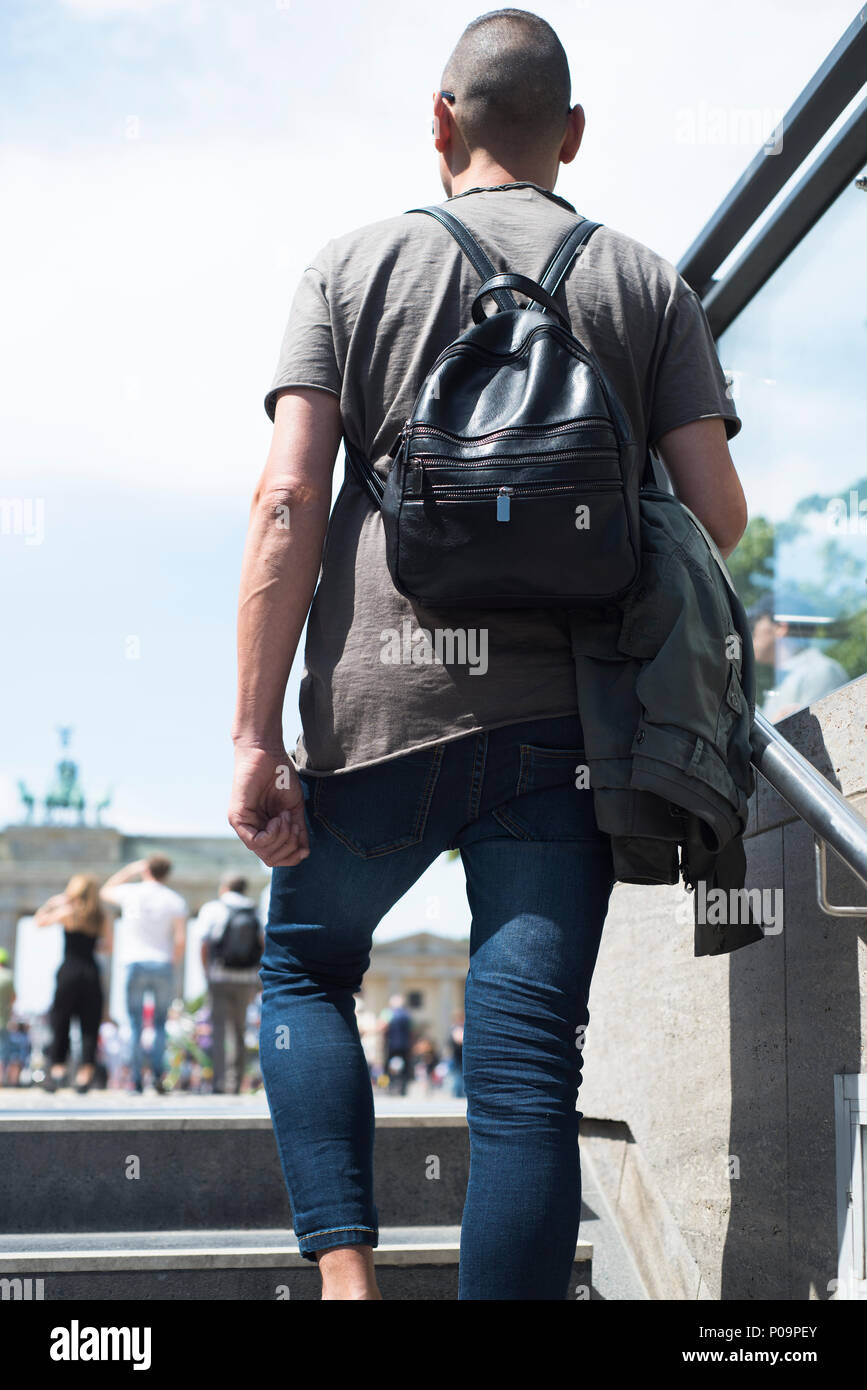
top-left (199, 876), bottom-right (263, 1094)
top-left (229, 9), bottom-right (748, 1299)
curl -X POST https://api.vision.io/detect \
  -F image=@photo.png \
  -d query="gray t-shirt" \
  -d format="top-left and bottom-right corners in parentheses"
top-left (265, 181), bottom-right (741, 775)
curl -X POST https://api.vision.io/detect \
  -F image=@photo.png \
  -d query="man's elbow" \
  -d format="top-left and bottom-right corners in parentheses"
top-left (715, 494), bottom-right (748, 558)
top-left (249, 480), bottom-right (332, 539)
top-left (253, 478), bottom-right (304, 511)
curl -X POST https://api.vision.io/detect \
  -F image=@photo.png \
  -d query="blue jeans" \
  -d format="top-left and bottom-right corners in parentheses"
top-left (125, 960), bottom-right (175, 1084)
top-left (260, 713), bottom-right (614, 1300)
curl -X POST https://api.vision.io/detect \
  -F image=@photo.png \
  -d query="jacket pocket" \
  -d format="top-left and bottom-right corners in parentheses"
top-left (716, 661), bottom-right (753, 793)
top-left (716, 661), bottom-right (743, 738)
top-left (312, 745), bottom-right (444, 858)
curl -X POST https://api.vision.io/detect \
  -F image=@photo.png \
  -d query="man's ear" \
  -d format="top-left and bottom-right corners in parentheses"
top-left (559, 104), bottom-right (585, 166)
top-left (432, 90), bottom-right (453, 150)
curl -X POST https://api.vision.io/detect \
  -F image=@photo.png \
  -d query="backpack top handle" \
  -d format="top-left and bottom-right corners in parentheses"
top-left (471, 272), bottom-right (572, 328)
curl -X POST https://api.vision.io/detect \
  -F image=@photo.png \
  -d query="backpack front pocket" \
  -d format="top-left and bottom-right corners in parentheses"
top-left (392, 475), bottom-right (637, 607)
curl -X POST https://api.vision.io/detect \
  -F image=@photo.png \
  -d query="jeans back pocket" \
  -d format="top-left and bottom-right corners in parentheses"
top-left (311, 744), bottom-right (444, 858)
top-left (492, 742), bottom-right (603, 843)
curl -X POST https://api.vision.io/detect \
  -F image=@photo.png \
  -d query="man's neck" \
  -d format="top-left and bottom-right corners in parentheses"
top-left (448, 157), bottom-right (556, 197)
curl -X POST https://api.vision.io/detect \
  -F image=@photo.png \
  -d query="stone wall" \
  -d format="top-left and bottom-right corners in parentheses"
top-left (578, 676), bottom-right (867, 1300)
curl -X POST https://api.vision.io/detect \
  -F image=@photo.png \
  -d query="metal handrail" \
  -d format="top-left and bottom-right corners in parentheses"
top-left (751, 709), bottom-right (867, 912)
top-left (678, 9), bottom-right (867, 295)
top-left (701, 95), bottom-right (867, 337)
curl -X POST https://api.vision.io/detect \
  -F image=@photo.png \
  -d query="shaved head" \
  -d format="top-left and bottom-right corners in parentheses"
top-left (441, 9), bottom-right (571, 161)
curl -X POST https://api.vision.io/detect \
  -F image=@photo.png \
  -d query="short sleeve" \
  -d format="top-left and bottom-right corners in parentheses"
top-left (647, 287), bottom-right (741, 449)
top-left (195, 905), bottom-right (216, 938)
top-left (264, 252), bottom-right (342, 422)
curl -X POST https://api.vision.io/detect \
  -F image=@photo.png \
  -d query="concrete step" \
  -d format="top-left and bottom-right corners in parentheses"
top-left (0, 1111), bottom-right (470, 1233)
top-left (0, 1227), bottom-right (593, 1300)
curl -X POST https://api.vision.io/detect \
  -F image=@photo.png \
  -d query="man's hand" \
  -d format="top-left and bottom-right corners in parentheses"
top-left (228, 744), bottom-right (310, 869)
top-left (100, 858), bottom-right (148, 903)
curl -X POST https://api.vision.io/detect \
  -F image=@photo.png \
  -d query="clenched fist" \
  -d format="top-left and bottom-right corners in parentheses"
top-left (228, 744), bottom-right (310, 869)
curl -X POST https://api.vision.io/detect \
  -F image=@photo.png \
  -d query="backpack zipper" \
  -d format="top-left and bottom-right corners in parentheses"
top-left (408, 418), bottom-right (616, 445)
top-left (424, 476), bottom-right (621, 521)
top-left (390, 415), bottom-right (618, 460)
top-left (411, 446), bottom-right (619, 471)
top-left (427, 479), bottom-right (621, 495)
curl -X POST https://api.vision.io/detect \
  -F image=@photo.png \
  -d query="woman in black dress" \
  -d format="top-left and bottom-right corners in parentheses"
top-left (34, 874), bottom-right (112, 1093)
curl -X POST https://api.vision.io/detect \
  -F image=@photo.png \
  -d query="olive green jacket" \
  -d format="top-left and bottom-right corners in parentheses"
top-left (569, 487), bottom-right (764, 957)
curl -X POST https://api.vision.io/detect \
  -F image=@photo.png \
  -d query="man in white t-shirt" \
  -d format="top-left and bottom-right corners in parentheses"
top-left (101, 854), bottom-right (187, 1093)
top-left (198, 876), bottom-right (263, 1094)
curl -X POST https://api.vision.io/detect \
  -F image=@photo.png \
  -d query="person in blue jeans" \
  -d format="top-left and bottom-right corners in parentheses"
top-left (255, 714), bottom-right (613, 1300)
top-left (229, 9), bottom-right (746, 1299)
top-left (101, 856), bottom-right (187, 1093)
top-left (125, 960), bottom-right (176, 1092)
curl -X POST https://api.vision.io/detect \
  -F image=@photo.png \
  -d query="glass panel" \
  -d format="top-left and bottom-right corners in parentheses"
top-left (718, 181), bottom-right (867, 722)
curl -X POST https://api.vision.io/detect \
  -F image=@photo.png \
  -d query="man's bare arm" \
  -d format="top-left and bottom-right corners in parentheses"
top-left (655, 416), bottom-right (748, 559)
top-left (100, 858), bottom-right (149, 905)
top-left (232, 387), bottom-right (341, 748)
top-left (229, 386), bottom-right (342, 867)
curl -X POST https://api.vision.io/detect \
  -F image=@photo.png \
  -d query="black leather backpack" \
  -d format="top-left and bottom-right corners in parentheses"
top-left (211, 905), bottom-right (262, 970)
top-left (345, 204), bottom-right (648, 609)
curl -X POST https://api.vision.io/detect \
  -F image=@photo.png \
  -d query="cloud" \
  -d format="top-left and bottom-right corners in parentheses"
top-left (0, 137), bottom-right (394, 498)
top-left (58, 0), bottom-right (183, 17)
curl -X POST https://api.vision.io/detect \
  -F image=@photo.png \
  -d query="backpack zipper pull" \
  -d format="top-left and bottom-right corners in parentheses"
top-left (496, 486), bottom-right (512, 522)
top-left (388, 419), bottom-right (412, 458)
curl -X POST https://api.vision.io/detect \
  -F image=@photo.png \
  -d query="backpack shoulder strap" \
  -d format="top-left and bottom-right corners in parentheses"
top-left (345, 438), bottom-right (385, 507)
top-left (345, 203), bottom-right (520, 511)
top-left (537, 218), bottom-right (656, 480)
top-left (539, 218), bottom-right (601, 296)
top-left (406, 205), bottom-right (519, 312)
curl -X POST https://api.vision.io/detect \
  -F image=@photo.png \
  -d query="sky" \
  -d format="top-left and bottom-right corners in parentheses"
top-left (2, 0), bottom-right (864, 942)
